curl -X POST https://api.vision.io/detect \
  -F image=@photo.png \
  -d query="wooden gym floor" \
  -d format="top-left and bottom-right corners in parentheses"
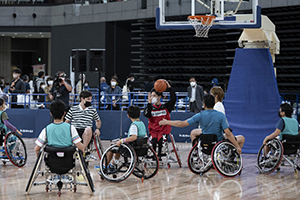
top-left (1, 138), bottom-right (300, 200)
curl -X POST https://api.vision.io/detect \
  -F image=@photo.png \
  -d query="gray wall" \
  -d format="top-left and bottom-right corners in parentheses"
top-left (0, 37), bottom-right (12, 82)
top-left (51, 22), bottom-right (106, 86)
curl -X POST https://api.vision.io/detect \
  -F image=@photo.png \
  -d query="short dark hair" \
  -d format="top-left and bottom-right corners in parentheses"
top-left (80, 90), bottom-right (92, 99)
top-left (50, 100), bottom-right (66, 120)
top-left (280, 103), bottom-right (293, 117)
top-left (127, 105), bottom-right (140, 119)
top-left (38, 71), bottom-right (45, 78)
top-left (111, 76), bottom-right (117, 82)
top-left (203, 94), bottom-right (215, 108)
top-left (13, 68), bottom-right (22, 74)
top-left (0, 98), bottom-right (4, 106)
top-left (150, 88), bottom-right (162, 97)
top-left (22, 75), bottom-right (29, 81)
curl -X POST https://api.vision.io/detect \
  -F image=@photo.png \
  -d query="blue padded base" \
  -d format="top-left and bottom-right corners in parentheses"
top-left (225, 48), bottom-right (281, 153)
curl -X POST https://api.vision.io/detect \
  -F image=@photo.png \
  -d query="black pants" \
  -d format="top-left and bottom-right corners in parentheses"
top-left (190, 101), bottom-right (200, 113)
top-left (152, 137), bottom-right (163, 158)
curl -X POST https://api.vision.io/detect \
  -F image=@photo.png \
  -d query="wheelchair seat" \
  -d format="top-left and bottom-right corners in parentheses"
top-left (130, 137), bottom-right (149, 156)
top-left (199, 134), bottom-right (218, 155)
top-left (281, 134), bottom-right (300, 155)
top-left (44, 145), bottom-right (76, 175)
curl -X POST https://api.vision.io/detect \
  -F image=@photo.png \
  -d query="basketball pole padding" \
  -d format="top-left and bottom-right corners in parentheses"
top-left (225, 48), bottom-right (281, 153)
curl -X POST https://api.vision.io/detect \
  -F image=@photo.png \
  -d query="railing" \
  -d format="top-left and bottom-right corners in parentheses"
top-left (1, 91), bottom-right (190, 112)
top-left (0, 0), bottom-right (126, 6)
top-left (2, 92), bottom-right (300, 121)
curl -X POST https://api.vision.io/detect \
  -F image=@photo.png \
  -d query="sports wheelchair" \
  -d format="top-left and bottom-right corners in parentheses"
top-left (150, 133), bottom-right (182, 168)
top-left (0, 130), bottom-right (27, 167)
top-left (98, 137), bottom-right (159, 182)
top-left (256, 135), bottom-right (300, 176)
top-left (188, 134), bottom-right (243, 177)
top-left (25, 145), bottom-right (94, 196)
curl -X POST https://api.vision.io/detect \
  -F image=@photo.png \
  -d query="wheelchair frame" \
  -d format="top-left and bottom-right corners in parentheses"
top-left (25, 146), bottom-right (94, 196)
top-left (98, 140), bottom-right (159, 183)
top-left (256, 137), bottom-right (300, 176)
top-left (0, 132), bottom-right (27, 167)
top-left (151, 133), bottom-right (182, 168)
top-left (188, 135), bottom-right (243, 177)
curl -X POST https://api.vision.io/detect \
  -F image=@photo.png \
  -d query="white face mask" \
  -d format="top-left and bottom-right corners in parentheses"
top-left (111, 81), bottom-right (117, 86)
top-left (84, 83), bottom-right (88, 87)
top-left (131, 78), bottom-right (135, 82)
top-left (48, 81), bottom-right (53, 86)
top-left (13, 74), bottom-right (18, 79)
top-left (190, 82), bottom-right (196, 87)
top-left (152, 97), bottom-right (158, 104)
top-left (41, 85), bottom-right (46, 90)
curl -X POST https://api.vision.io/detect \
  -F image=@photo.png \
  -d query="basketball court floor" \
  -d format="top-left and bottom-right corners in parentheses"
top-left (1, 138), bottom-right (300, 200)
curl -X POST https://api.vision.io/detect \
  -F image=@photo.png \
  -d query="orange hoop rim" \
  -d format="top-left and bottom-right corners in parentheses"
top-left (188, 15), bottom-right (216, 24)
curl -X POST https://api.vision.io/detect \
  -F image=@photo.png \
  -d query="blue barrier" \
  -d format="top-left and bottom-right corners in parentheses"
top-left (6, 109), bottom-right (196, 142)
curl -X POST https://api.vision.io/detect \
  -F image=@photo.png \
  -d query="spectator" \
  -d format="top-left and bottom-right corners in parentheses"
top-left (144, 76), bottom-right (155, 92)
top-left (22, 75), bottom-right (31, 93)
top-left (0, 76), bottom-right (5, 89)
top-left (45, 76), bottom-right (54, 109)
top-left (187, 77), bottom-right (204, 113)
top-left (83, 81), bottom-right (90, 91)
top-left (9, 68), bottom-right (26, 108)
top-left (49, 71), bottom-right (72, 110)
top-left (3, 83), bottom-right (10, 94)
top-left (35, 71), bottom-right (45, 93)
top-left (113, 73), bottom-right (122, 87)
top-left (211, 78), bottom-right (219, 88)
top-left (76, 73), bottom-right (85, 95)
top-left (123, 73), bottom-right (137, 101)
top-left (37, 82), bottom-right (46, 108)
top-left (105, 77), bottom-right (122, 110)
top-left (210, 86), bottom-right (225, 114)
top-left (100, 77), bottom-right (108, 92)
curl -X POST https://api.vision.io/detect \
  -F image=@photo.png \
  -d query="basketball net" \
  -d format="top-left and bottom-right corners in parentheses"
top-left (188, 15), bottom-right (216, 38)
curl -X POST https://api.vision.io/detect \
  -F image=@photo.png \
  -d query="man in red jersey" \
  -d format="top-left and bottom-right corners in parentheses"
top-left (143, 80), bottom-right (176, 160)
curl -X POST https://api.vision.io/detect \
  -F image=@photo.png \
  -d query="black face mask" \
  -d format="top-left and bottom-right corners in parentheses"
top-left (84, 101), bottom-right (92, 107)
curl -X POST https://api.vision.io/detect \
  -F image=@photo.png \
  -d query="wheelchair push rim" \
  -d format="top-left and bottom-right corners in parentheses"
top-left (256, 138), bottom-right (283, 174)
top-left (212, 141), bottom-right (243, 178)
top-left (4, 132), bottom-right (27, 167)
top-left (187, 142), bottom-right (212, 175)
top-left (99, 143), bottom-right (137, 183)
top-left (133, 147), bottom-right (159, 180)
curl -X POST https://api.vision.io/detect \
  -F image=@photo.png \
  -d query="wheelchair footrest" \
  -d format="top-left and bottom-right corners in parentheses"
top-left (33, 181), bottom-right (47, 186)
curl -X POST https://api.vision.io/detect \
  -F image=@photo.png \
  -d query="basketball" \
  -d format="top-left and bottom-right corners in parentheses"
top-left (154, 79), bottom-right (168, 92)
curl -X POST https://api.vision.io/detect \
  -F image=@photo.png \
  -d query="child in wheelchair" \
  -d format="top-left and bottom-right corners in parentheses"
top-left (159, 94), bottom-right (242, 154)
top-left (104, 105), bottom-right (147, 170)
top-left (261, 103), bottom-right (300, 167)
top-left (0, 98), bottom-right (22, 148)
top-left (34, 100), bottom-right (89, 157)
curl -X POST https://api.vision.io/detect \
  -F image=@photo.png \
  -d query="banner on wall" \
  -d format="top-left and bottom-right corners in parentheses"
top-left (32, 64), bottom-right (45, 76)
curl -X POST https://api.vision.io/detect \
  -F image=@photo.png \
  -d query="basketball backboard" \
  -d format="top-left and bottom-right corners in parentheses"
top-left (156, 0), bottom-right (261, 30)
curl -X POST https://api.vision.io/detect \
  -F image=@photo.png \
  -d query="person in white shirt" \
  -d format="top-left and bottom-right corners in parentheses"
top-left (187, 77), bottom-right (204, 113)
top-left (210, 86), bottom-right (225, 114)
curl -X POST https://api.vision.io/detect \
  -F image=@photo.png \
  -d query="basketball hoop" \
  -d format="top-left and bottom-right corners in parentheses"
top-left (188, 15), bottom-right (216, 38)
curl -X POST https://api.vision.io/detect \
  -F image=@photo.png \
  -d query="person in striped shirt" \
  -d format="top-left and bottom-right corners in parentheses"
top-left (34, 100), bottom-right (88, 157)
top-left (65, 91), bottom-right (101, 149)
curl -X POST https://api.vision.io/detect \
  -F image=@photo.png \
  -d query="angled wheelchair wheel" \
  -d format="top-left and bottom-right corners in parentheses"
top-left (133, 147), bottom-right (159, 180)
top-left (188, 143), bottom-right (212, 175)
top-left (99, 143), bottom-right (137, 183)
top-left (25, 150), bottom-right (44, 194)
top-left (212, 141), bottom-right (243, 178)
top-left (86, 133), bottom-right (104, 161)
top-left (256, 139), bottom-right (283, 174)
top-left (169, 134), bottom-right (182, 168)
top-left (4, 132), bottom-right (27, 167)
top-left (77, 150), bottom-right (95, 193)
